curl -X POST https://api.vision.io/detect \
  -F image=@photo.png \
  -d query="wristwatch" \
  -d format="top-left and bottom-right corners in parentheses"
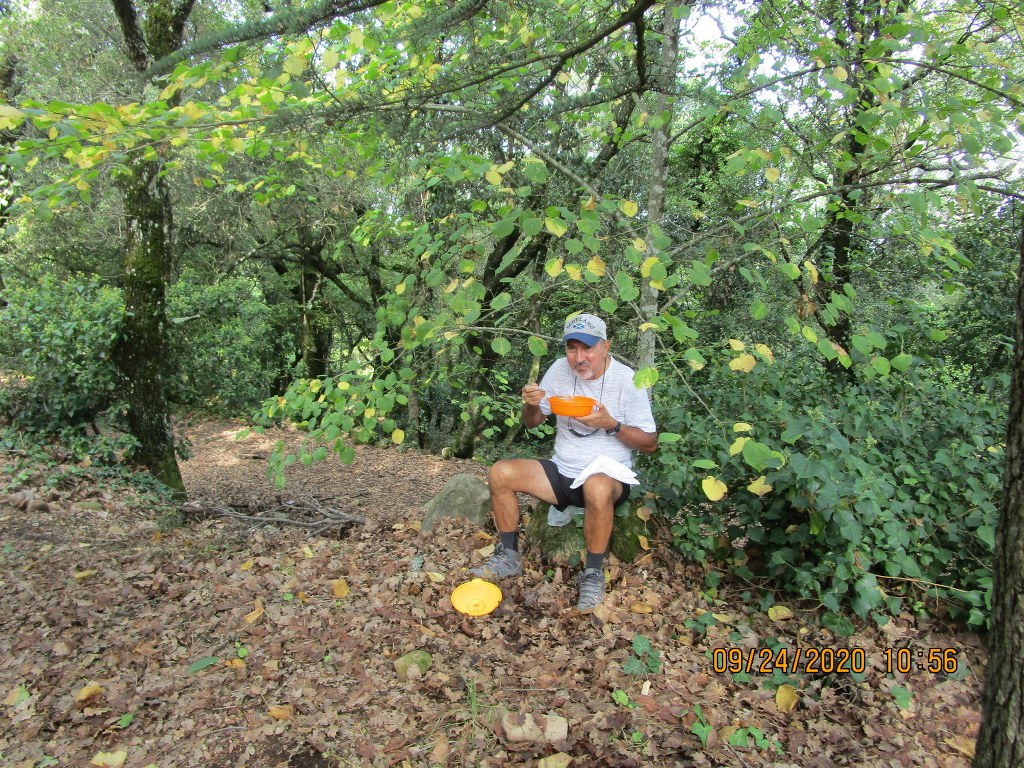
top-left (606, 420), bottom-right (622, 435)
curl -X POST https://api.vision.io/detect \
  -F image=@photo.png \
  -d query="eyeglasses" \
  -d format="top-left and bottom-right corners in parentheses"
top-left (567, 418), bottom-right (601, 438)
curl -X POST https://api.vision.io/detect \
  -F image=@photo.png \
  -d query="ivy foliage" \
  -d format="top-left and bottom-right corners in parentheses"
top-left (650, 342), bottom-right (1003, 629)
top-left (0, 275), bottom-right (123, 432)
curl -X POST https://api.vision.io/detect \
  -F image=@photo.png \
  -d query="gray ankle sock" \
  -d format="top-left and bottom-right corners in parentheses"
top-left (585, 550), bottom-right (605, 571)
top-left (499, 531), bottom-right (519, 552)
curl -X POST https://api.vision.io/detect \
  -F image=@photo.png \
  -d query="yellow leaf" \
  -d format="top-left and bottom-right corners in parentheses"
top-left (619, 200), bottom-right (639, 217)
top-left (485, 169), bottom-right (502, 185)
top-left (545, 217), bottom-right (567, 237)
top-left (75, 683), bottom-right (103, 703)
top-left (768, 605), bottom-right (794, 621)
top-left (640, 256), bottom-right (660, 278)
top-left (728, 339), bottom-right (746, 351)
top-left (545, 258), bottom-right (564, 278)
top-left (90, 751), bottom-right (128, 768)
top-left (407, 4), bottom-right (423, 18)
top-left (332, 578), bottom-right (350, 598)
top-left (582, 194), bottom-right (596, 210)
top-left (747, 476), bottom-right (773, 497)
top-left (754, 343), bottom-right (774, 362)
top-left (268, 704), bottom-right (294, 720)
top-left (565, 264), bottom-right (583, 281)
top-left (636, 506), bottom-right (652, 521)
top-left (637, 535), bottom-right (650, 551)
top-left (833, 65), bottom-right (849, 81)
top-left (630, 603), bottom-right (654, 614)
top-left (349, 28), bottom-right (365, 48)
top-left (733, 422), bottom-right (753, 432)
top-left (702, 477), bottom-right (728, 501)
top-left (244, 599), bottom-right (264, 624)
top-left (74, 570), bottom-right (97, 582)
top-left (802, 260), bottom-right (819, 284)
top-left (496, 160), bottom-right (515, 173)
top-left (737, 199), bottom-right (760, 208)
top-left (224, 658), bottom-right (246, 669)
top-left (322, 48), bottom-right (340, 69)
top-left (240, 559), bottom-right (254, 571)
top-left (631, 238), bottom-right (648, 251)
top-left (586, 256), bottom-right (606, 277)
top-left (425, 571), bottom-right (445, 583)
top-left (765, 167), bottom-right (781, 183)
top-left (729, 354), bottom-right (757, 373)
top-left (395, 282), bottom-right (406, 295)
top-left (944, 735), bottom-right (976, 759)
top-left (776, 684), bottom-right (799, 712)
top-left (729, 437), bottom-right (751, 456)
top-left (392, 428), bottom-right (405, 445)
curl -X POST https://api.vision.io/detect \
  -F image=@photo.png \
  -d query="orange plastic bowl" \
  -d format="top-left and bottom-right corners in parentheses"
top-left (549, 396), bottom-right (597, 418)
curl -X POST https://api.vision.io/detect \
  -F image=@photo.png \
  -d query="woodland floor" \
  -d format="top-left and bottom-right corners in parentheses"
top-left (0, 416), bottom-right (986, 768)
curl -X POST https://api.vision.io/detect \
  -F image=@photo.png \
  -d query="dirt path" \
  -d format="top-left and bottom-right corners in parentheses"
top-left (0, 418), bottom-right (986, 767)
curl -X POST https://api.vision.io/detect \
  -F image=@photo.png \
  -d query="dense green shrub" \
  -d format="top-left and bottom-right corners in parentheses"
top-left (166, 273), bottom-right (296, 415)
top-left (0, 275), bottom-right (123, 431)
top-left (647, 344), bottom-right (1003, 629)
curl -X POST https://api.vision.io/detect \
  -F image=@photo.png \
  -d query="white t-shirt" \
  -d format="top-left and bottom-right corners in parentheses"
top-left (538, 356), bottom-right (657, 477)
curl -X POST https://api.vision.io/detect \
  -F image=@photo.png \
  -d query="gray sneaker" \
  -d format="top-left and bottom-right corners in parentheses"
top-left (576, 568), bottom-right (606, 611)
top-left (468, 542), bottom-right (523, 581)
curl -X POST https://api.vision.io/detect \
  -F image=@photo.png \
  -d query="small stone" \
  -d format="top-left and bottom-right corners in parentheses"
top-left (26, 499), bottom-right (50, 513)
top-left (538, 753), bottom-right (573, 768)
top-left (543, 713), bottom-right (569, 743)
top-left (501, 711), bottom-right (544, 743)
top-left (394, 650), bottom-right (432, 681)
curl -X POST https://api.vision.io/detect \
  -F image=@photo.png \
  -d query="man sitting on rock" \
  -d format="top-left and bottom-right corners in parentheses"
top-left (469, 312), bottom-right (658, 610)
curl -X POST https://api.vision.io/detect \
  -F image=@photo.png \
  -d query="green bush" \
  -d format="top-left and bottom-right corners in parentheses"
top-left (0, 275), bottom-right (123, 432)
top-left (166, 273), bottom-right (296, 415)
top-left (648, 345), bottom-right (1002, 629)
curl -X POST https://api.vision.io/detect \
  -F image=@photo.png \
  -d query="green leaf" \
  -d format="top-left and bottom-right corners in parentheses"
top-left (545, 216), bottom-right (567, 237)
top-left (749, 299), bottom-right (768, 320)
top-left (527, 336), bottom-right (548, 356)
top-left (490, 292), bottom-right (511, 311)
top-left (779, 263), bottom-right (801, 280)
top-left (891, 685), bottom-right (912, 710)
top-left (633, 367), bottom-right (659, 389)
top-left (890, 353), bottom-right (912, 372)
top-left (188, 656), bottom-right (221, 673)
top-left (491, 337), bottom-right (512, 356)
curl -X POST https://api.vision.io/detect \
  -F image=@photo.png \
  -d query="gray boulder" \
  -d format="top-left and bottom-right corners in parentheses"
top-left (422, 473), bottom-right (491, 530)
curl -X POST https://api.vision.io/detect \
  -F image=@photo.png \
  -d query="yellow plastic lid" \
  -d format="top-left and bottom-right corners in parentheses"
top-left (451, 579), bottom-right (502, 616)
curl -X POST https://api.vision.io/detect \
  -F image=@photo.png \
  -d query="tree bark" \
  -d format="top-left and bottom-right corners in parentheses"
top-left (114, 155), bottom-right (185, 495)
top-left (109, 0), bottom-right (194, 495)
top-left (974, 216), bottom-right (1024, 767)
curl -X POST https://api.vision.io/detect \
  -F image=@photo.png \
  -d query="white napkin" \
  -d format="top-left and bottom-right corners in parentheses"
top-left (569, 456), bottom-right (639, 489)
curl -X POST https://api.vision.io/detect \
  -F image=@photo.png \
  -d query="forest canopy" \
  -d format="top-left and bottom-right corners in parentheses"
top-left (0, 0), bottom-right (1021, 630)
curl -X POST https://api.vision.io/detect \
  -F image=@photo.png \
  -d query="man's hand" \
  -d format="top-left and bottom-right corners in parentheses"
top-left (573, 401), bottom-right (618, 432)
top-left (522, 383), bottom-right (546, 406)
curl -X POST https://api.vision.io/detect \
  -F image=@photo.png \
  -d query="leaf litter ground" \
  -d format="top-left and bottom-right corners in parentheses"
top-left (0, 418), bottom-right (985, 767)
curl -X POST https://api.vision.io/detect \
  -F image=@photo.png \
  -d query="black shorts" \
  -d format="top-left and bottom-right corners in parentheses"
top-left (539, 459), bottom-right (631, 511)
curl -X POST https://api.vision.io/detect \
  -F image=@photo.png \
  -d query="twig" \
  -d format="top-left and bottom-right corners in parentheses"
top-left (182, 499), bottom-right (364, 533)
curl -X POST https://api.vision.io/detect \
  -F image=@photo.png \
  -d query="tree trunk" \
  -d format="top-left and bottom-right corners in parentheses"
top-left (109, 0), bottom-right (195, 495)
top-left (637, 0), bottom-right (682, 371)
top-left (974, 217), bottom-right (1024, 767)
top-left (114, 155), bottom-right (185, 495)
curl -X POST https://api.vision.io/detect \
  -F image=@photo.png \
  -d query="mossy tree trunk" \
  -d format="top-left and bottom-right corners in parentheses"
top-left (109, 0), bottom-right (195, 496)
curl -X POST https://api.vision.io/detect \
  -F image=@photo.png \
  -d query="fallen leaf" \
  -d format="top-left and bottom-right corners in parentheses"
top-left (502, 711), bottom-right (544, 742)
top-left (768, 605), bottom-right (794, 622)
top-left (74, 570), bottom-right (97, 582)
top-left (635, 506), bottom-right (652, 521)
top-left (243, 598), bottom-right (264, 624)
top-left (240, 559), bottom-right (254, 570)
top-left (776, 684), bottom-right (798, 712)
top-left (90, 750), bottom-right (127, 768)
top-left (332, 578), bottom-right (350, 598)
top-left (630, 603), bottom-right (654, 614)
top-left (224, 658), bottom-right (246, 670)
top-left (425, 571), bottom-right (445, 583)
top-left (268, 704), bottom-right (293, 720)
top-left (539, 754), bottom-right (573, 768)
top-left (302, 545), bottom-right (314, 559)
top-left (637, 535), bottom-right (651, 551)
top-left (75, 683), bottom-right (103, 703)
top-left (475, 543), bottom-right (495, 558)
top-left (3, 685), bottom-right (29, 707)
top-left (945, 735), bottom-right (975, 758)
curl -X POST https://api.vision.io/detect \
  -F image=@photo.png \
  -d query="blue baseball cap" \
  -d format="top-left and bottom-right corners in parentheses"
top-left (562, 313), bottom-right (607, 347)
